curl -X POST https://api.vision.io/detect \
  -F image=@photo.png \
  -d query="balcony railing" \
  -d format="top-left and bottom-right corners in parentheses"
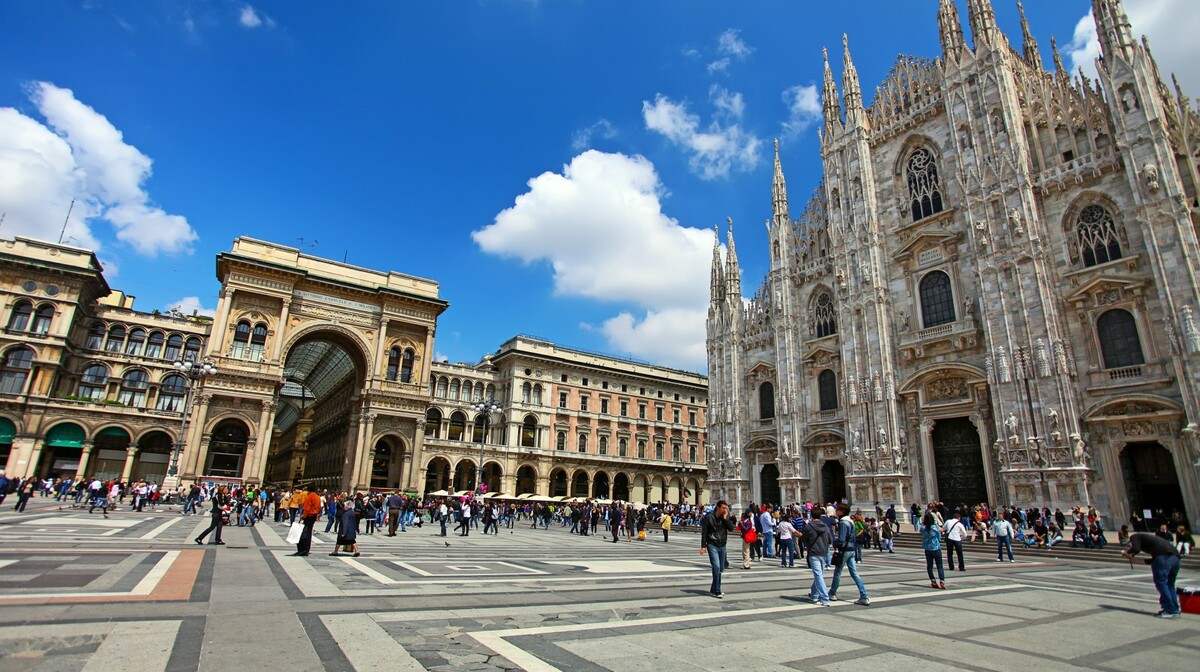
top-left (1085, 360), bottom-right (1171, 390)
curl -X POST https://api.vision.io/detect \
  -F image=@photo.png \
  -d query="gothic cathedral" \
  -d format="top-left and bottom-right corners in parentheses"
top-left (706, 0), bottom-right (1200, 529)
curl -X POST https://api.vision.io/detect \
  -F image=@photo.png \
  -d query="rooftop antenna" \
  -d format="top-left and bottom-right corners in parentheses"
top-left (58, 199), bottom-right (75, 244)
top-left (343, 249), bottom-right (348, 263)
top-left (0, 212), bottom-right (6, 232)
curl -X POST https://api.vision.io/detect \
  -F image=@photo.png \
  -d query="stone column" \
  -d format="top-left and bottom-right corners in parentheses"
top-left (919, 418), bottom-right (936, 501)
top-left (373, 318), bottom-right (390, 379)
top-left (422, 326), bottom-right (435, 384)
top-left (340, 412), bottom-right (362, 491)
top-left (181, 394), bottom-right (211, 479)
top-left (121, 446), bottom-right (138, 481)
top-left (271, 299), bottom-right (291, 364)
top-left (209, 289), bottom-right (234, 356)
top-left (75, 441), bottom-right (95, 480)
top-left (246, 399), bottom-right (276, 485)
top-left (355, 413), bottom-right (378, 489)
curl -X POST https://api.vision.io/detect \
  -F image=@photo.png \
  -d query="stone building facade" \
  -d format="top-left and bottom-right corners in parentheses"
top-left (707, 0), bottom-right (1200, 528)
top-left (423, 335), bottom-right (708, 503)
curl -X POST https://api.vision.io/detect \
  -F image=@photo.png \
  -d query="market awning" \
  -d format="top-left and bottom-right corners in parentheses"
top-left (0, 417), bottom-right (15, 444)
top-left (45, 423), bottom-right (85, 448)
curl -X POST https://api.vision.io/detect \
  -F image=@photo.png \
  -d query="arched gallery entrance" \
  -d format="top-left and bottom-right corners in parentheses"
top-left (821, 461), bottom-right (846, 504)
top-left (613, 473), bottom-right (630, 501)
top-left (516, 465), bottom-right (537, 495)
top-left (425, 457), bottom-right (450, 494)
top-left (760, 463), bottom-right (781, 506)
top-left (205, 419), bottom-right (249, 478)
top-left (1121, 442), bottom-right (1187, 529)
top-left (931, 417), bottom-right (987, 506)
top-left (593, 472), bottom-right (610, 499)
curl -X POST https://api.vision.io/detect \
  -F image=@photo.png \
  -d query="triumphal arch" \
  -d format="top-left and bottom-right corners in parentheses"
top-left (179, 238), bottom-right (446, 491)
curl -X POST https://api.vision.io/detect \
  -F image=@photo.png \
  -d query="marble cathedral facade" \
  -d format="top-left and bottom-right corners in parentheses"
top-left (706, 0), bottom-right (1200, 528)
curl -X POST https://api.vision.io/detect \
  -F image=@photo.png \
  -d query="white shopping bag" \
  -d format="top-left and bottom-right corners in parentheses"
top-left (286, 520), bottom-right (304, 545)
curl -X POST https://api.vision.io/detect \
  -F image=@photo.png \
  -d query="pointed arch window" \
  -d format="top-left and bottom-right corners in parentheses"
top-left (78, 364), bottom-right (109, 400)
top-left (7, 301), bottom-right (32, 331)
top-left (919, 270), bottom-right (955, 328)
top-left (1097, 309), bottom-right (1144, 369)
top-left (906, 148), bottom-right (944, 222)
top-left (817, 369), bottom-right (838, 411)
top-left (759, 381), bottom-right (776, 420)
top-left (0, 347), bottom-right (34, 395)
top-left (813, 292), bottom-right (837, 338)
top-left (1076, 204), bottom-right (1123, 267)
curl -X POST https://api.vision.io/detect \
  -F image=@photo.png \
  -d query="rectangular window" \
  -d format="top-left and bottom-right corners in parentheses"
top-left (621, 384), bottom-right (628, 393)
top-left (602, 381), bottom-right (609, 390)
top-left (656, 407), bottom-right (664, 422)
top-left (619, 401), bottom-right (628, 416)
top-left (637, 440), bottom-right (646, 459)
top-left (672, 409), bottom-right (680, 424)
top-left (655, 442), bottom-right (664, 460)
top-left (689, 410), bottom-right (697, 425)
top-left (582, 377), bottom-right (588, 386)
top-left (579, 395), bottom-right (589, 412)
top-left (674, 393), bottom-right (680, 401)
top-left (638, 404), bottom-right (646, 420)
top-left (559, 392), bottom-right (568, 408)
top-left (561, 374), bottom-right (568, 383)
top-left (156, 393), bottom-right (184, 412)
top-left (117, 389), bottom-right (146, 408)
top-left (600, 398), bottom-right (609, 414)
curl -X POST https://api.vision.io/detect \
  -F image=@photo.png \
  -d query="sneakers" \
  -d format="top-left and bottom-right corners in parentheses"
top-left (995, 558), bottom-right (1002, 562)
top-left (818, 601), bottom-right (831, 607)
top-left (713, 592), bottom-right (725, 599)
top-left (829, 595), bottom-right (839, 601)
top-left (1009, 559), bottom-right (1016, 563)
top-left (1155, 612), bottom-right (1180, 619)
top-left (854, 598), bottom-right (871, 606)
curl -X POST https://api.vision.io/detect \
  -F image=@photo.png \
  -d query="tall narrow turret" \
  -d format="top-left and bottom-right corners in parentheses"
top-left (938, 0), bottom-right (968, 61)
top-left (822, 48), bottom-right (842, 136)
top-left (967, 0), bottom-right (1000, 49)
top-left (1018, 1), bottom-right (1043, 70)
top-left (842, 35), bottom-right (864, 128)
top-left (725, 218), bottom-right (741, 301)
top-left (1091, 0), bottom-right (1137, 63)
top-left (772, 139), bottom-right (788, 225)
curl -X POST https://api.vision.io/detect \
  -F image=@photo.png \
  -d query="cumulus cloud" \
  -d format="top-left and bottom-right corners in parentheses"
top-left (643, 94), bottom-right (762, 180)
top-left (239, 5), bottom-right (262, 28)
top-left (472, 150), bottom-right (714, 368)
top-left (1066, 0), bottom-right (1200, 94)
top-left (708, 28), bottom-right (752, 75)
top-left (570, 118), bottom-right (617, 151)
top-left (781, 83), bottom-right (821, 139)
top-left (0, 82), bottom-right (196, 256)
top-left (710, 85), bottom-right (745, 119)
top-left (166, 296), bottom-right (216, 317)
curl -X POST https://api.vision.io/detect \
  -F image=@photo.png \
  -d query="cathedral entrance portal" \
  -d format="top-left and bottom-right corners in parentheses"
top-left (760, 463), bottom-right (780, 506)
top-left (931, 417), bottom-right (987, 507)
top-left (821, 461), bottom-right (846, 504)
top-left (1120, 442), bottom-right (1186, 529)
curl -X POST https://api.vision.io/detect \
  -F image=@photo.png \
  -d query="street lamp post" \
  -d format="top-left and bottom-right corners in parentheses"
top-left (163, 357), bottom-right (217, 491)
top-left (673, 460), bottom-right (696, 505)
top-left (471, 397), bottom-right (502, 495)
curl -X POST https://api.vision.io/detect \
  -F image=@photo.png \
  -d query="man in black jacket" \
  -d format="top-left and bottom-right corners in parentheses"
top-left (802, 509), bottom-right (833, 606)
top-left (700, 501), bottom-right (737, 598)
top-left (1123, 532), bottom-right (1182, 618)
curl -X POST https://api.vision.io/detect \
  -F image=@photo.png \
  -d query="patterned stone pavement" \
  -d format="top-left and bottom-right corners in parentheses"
top-left (0, 499), bottom-right (1197, 671)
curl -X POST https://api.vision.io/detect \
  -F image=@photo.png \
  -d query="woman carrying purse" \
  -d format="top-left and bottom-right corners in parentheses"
top-left (738, 511), bottom-right (757, 569)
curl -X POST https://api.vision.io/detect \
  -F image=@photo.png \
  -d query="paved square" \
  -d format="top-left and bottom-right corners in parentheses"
top-left (0, 502), bottom-right (1197, 671)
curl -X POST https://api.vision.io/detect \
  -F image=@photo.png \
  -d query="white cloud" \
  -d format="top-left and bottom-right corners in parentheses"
top-left (239, 5), bottom-right (263, 28)
top-left (709, 85), bottom-right (745, 119)
top-left (1067, 0), bottom-right (1200, 94)
top-left (434, 352), bottom-right (450, 364)
top-left (781, 83), bottom-right (821, 139)
top-left (681, 46), bottom-right (701, 59)
top-left (706, 58), bottom-right (731, 76)
top-left (707, 28), bottom-right (752, 75)
top-left (166, 296), bottom-right (215, 317)
top-left (570, 118), bottom-right (617, 151)
top-left (642, 94), bottom-right (763, 180)
top-left (0, 82), bottom-right (196, 256)
top-left (472, 150), bottom-right (714, 368)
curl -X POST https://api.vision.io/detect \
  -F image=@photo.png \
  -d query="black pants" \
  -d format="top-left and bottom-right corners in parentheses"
top-left (197, 514), bottom-right (224, 543)
top-left (946, 539), bottom-right (965, 570)
top-left (387, 510), bottom-right (399, 535)
top-left (297, 515), bottom-right (318, 555)
top-left (14, 493), bottom-right (31, 511)
top-left (663, 530), bottom-right (669, 542)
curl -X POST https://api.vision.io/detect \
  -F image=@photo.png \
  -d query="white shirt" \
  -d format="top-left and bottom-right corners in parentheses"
top-left (944, 518), bottom-right (968, 541)
top-left (992, 519), bottom-right (1013, 538)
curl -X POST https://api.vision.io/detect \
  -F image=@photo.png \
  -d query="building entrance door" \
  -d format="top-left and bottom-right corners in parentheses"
top-left (931, 417), bottom-right (988, 506)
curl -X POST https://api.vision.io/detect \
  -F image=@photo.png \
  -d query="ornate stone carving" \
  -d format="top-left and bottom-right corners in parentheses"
top-left (925, 376), bottom-right (968, 402)
top-left (997, 347), bottom-right (1011, 383)
top-left (1143, 163), bottom-right (1160, 193)
top-left (1123, 421), bottom-right (1154, 436)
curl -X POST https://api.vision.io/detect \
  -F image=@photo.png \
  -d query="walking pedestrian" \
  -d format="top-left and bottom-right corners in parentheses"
top-left (921, 512), bottom-right (946, 590)
top-left (330, 498), bottom-right (360, 557)
top-left (944, 511), bottom-right (968, 571)
top-left (13, 477), bottom-right (33, 512)
top-left (195, 487), bottom-right (227, 545)
top-left (993, 514), bottom-right (1015, 562)
top-left (292, 484), bottom-right (321, 557)
top-left (801, 508), bottom-right (833, 606)
top-left (661, 510), bottom-right (672, 543)
top-left (1123, 531), bottom-right (1183, 618)
top-left (777, 516), bottom-right (796, 568)
top-left (828, 504), bottom-right (870, 605)
top-left (737, 511), bottom-right (756, 569)
top-left (700, 500), bottom-right (736, 598)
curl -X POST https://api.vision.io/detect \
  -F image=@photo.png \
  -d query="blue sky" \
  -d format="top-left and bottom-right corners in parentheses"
top-left (1, 1), bottom-right (1194, 371)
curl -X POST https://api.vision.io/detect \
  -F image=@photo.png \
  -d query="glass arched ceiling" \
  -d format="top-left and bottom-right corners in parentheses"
top-left (276, 340), bottom-right (356, 433)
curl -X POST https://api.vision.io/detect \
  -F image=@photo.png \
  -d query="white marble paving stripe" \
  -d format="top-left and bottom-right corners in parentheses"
top-left (140, 516), bottom-right (184, 539)
top-left (130, 551), bottom-right (178, 595)
top-left (271, 551), bottom-right (344, 597)
top-left (82, 620), bottom-right (181, 672)
top-left (320, 613), bottom-right (425, 672)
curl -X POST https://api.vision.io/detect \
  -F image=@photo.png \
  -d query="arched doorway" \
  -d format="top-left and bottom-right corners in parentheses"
top-left (613, 472), bottom-right (630, 501)
top-left (931, 417), bottom-right (987, 507)
top-left (205, 420), bottom-right (249, 478)
top-left (371, 440), bottom-right (393, 490)
top-left (550, 469), bottom-right (568, 497)
top-left (571, 470), bottom-right (589, 497)
top-left (482, 461), bottom-right (502, 494)
top-left (1121, 442), bottom-right (1187, 529)
top-left (760, 463), bottom-right (781, 506)
top-left (453, 459), bottom-right (476, 492)
top-left (132, 430), bottom-right (171, 483)
top-left (516, 465), bottom-right (537, 495)
top-left (821, 461), bottom-right (846, 504)
top-left (650, 475), bottom-right (665, 503)
top-left (0, 417), bottom-right (15, 471)
top-left (686, 478), bottom-right (702, 505)
top-left (41, 422), bottom-right (85, 478)
top-left (593, 472), bottom-right (610, 499)
top-left (91, 427), bottom-right (132, 480)
top-left (424, 456), bottom-right (451, 493)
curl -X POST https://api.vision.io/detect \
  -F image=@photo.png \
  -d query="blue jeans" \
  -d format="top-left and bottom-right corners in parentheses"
top-left (808, 555), bottom-right (829, 603)
top-left (925, 549), bottom-right (945, 582)
top-left (779, 539), bottom-right (795, 567)
top-left (707, 545), bottom-right (727, 594)
top-left (762, 531), bottom-right (774, 558)
top-left (997, 536), bottom-right (1013, 560)
top-left (1151, 554), bottom-right (1181, 614)
top-left (830, 553), bottom-right (868, 601)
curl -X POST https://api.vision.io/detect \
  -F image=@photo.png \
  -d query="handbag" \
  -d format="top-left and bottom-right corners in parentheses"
top-left (638, 530), bottom-right (646, 541)
top-left (744, 527), bottom-right (758, 544)
top-left (286, 520), bottom-right (305, 545)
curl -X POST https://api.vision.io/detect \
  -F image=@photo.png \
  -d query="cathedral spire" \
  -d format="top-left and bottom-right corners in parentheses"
top-left (967, 0), bottom-right (1000, 49)
top-left (1091, 0), bottom-right (1136, 63)
top-left (725, 218), bottom-right (741, 300)
top-left (938, 0), bottom-right (968, 61)
top-left (710, 224), bottom-right (725, 305)
top-left (772, 139), bottom-right (788, 224)
top-left (1050, 35), bottom-right (1068, 78)
top-left (822, 48), bottom-right (842, 135)
top-left (841, 34), bottom-right (864, 128)
top-left (1018, 1), bottom-right (1043, 70)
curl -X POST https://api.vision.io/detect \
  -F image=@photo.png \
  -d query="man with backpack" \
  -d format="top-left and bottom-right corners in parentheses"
top-left (828, 503), bottom-right (870, 605)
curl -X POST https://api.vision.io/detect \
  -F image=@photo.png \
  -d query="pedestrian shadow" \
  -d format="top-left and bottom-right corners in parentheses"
top-left (680, 589), bottom-right (714, 596)
top-left (1097, 604), bottom-right (1151, 616)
